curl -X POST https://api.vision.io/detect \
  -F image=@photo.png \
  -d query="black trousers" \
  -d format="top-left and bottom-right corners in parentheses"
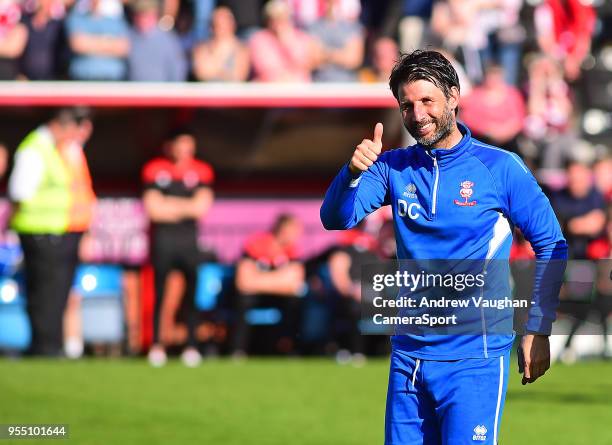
top-left (333, 297), bottom-right (363, 354)
top-left (150, 230), bottom-right (200, 347)
top-left (20, 232), bottom-right (82, 356)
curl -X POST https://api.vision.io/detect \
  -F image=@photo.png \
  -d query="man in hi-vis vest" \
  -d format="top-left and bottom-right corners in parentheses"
top-left (8, 108), bottom-right (84, 356)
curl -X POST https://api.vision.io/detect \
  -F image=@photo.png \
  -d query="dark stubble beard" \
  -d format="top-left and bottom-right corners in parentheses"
top-left (405, 104), bottom-right (455, 147)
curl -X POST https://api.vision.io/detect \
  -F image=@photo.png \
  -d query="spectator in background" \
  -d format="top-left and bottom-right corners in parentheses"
top-left (309, 0), bottom-right (364, 82)
top-left (359, 36), bottom-right (398, 83)
top-left (479, 0), bottom-right (525, 86)
top-left (0, 1), bottom-right (28, 80)
top-left (534, 0), bottom-right (596, 81)
top-left (128, 0), bottom-right (187, 81)
top-left (249, 0), bottom-right (316, 82)
top-left (551, 160), bottom-right (606, 260)
top-left (460, 63), bottom-right (525, 153)
top-left (523, 55), bottom-right (574, 169)
top-left (192, 6), bottom-right (249, 82)
top-left (381, 0), bottom-right (433, 52)
top-left (142, 128), bottom-right (214, 367)
top-left (430, 0), bottom-right (489, 83)
top-left (553, 160), bottom-right (608, 363)
top-left (287, 0), bottom-right (361, 29)
top-left (593, 157), bottom-right (612, 203)
top-left (326, 221), bottom-right (378, 365)
top-left (232, 213), bottom-right (306, 357)
top-left (20, 0), bottom-right (67, 80)
top-left (66, 0), bottom-right (130, 80)
top-left (8, 109), bottom-right (82, 356)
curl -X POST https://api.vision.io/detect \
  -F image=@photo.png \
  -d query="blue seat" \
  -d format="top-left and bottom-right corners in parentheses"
top-left (0, 277), bottom-right (31, 351)
top-left (73, 264), bottom-right (124, 344)
top-left (74, 264), bottom-right (123, 298)
top-left (245, 308), bottom-right (283, 325)
top-left (195, 263), bottom-right (235, 311)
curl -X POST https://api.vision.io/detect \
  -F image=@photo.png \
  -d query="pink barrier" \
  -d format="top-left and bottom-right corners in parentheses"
top-left (199, 199), bottom-right (340, 263)
top-left (0, 198), bottom-right (341, 265)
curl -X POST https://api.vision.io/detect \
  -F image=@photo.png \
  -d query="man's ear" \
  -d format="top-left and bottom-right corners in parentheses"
top-left (448, 86), bottom-right (460, 113)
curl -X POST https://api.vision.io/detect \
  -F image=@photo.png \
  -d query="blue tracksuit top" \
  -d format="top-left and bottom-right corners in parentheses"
top-left (320, 123), bottom-right (568, 359)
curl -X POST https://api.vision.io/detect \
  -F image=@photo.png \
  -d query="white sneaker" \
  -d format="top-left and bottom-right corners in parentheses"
top-left (148, 346), bottom-right (167, 367)
top-left (335, 349), bottom-right (352, 365)
top-left (64, 337), bottom-right (84, 359)
top-left (352, 353), bottom-right (367, 368)
top-left (559, 347), bottom-right (577, 365)
top-left (181, 347), bottom-right (202, 368)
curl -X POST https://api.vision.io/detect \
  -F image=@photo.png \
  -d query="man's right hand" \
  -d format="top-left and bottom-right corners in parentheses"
top-left (349, 122), bottom-right (383, 176)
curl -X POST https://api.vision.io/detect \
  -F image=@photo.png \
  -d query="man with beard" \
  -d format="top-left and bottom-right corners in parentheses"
top-left (320, 50), bottom-right (567, 444)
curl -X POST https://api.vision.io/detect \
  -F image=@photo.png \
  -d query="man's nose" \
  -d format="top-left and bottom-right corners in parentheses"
top-left (413, 103), bottom-right (427, 122)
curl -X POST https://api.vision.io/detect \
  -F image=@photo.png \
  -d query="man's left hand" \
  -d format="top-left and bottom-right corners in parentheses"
top-left (518, 334), bottom-right (551, 385)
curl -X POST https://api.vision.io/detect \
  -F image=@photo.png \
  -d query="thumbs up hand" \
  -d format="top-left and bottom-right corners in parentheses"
top-left (349, 122), bottom-right (383, 176)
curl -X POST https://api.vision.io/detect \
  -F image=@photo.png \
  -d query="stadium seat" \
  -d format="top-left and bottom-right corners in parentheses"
top-left (195, 263), bottom-right (235, 311)
top-left (0, 276), bottom-right (31, 352)
top-left (73, 264), bottom-right (124, 344)
top-left (245, 308), bottom-right (282, 325)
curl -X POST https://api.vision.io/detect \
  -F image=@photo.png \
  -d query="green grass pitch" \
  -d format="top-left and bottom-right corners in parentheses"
top-left (0, 356), bottom-right (610, 444)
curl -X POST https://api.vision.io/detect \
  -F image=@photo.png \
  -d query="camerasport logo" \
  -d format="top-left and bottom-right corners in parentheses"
top-left (472, 425), bottom-right (487, 441)
top-left (454, 180), bottom-right (477, 206)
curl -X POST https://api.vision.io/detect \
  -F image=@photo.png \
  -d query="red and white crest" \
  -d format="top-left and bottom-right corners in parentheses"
top-left (454, 181), bottom-right (477, 207)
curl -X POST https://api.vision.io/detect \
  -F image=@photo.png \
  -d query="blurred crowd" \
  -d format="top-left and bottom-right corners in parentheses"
top-left (1, 0), bottom-right (607, 172)
top-left (0, 0), bottom-right (599, 84)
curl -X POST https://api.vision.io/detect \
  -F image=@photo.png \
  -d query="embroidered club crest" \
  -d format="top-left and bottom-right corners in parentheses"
top-left (454, 180), bottom-right (477, 206)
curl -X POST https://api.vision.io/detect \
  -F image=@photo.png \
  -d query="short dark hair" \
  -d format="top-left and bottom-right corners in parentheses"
top-left (166, 126), bottom-right (196, 142)
top-left (389, 50), bottom-right (460, 101)
top-left (272, 213), bottom-right (298, 235)
top-left (50, 106), bottom-right (91, 126)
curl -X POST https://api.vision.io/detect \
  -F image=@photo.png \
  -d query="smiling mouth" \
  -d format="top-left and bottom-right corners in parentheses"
top-left (416, 123), bottom-right (433, 134)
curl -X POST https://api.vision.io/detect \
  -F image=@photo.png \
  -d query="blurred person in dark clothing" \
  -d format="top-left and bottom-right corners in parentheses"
top-left (0, 0), bottom-right (28, 80)
top-left (128, 0), bottom-right (187, 81)
top-left (232, 213), bottom-right (306, 357)
top-left (192, 6), bottom-right (249, 82)
top-left (555, 173), bottom-right (610, 362)
top-left (20, 0), bottom-right (67, 80)
top-left (381, 0), bottom-right (433, 52)
top-left (327, 220), bottom-right (378, 365)
top-left (142, 128), bottom-right (214, 367)
top-left (460, 63), bottom-right (525, 153)
top-left (551, 160), bottom-right (606, 260)
top-left (8, 108), bottom-right (83, 356)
